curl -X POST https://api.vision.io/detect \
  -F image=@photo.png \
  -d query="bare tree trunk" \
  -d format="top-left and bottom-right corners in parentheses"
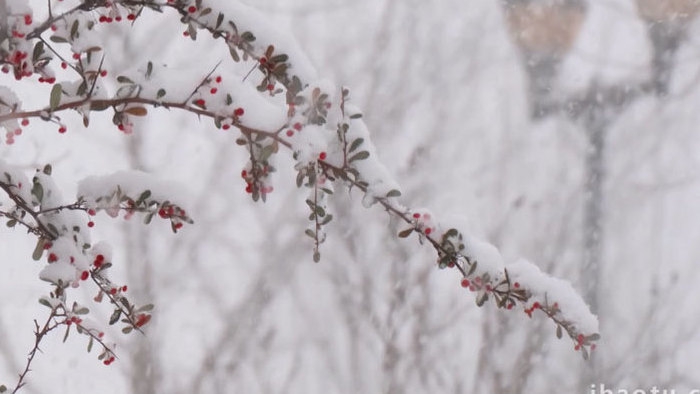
top-left (0, 0), bottom-right (8, 43)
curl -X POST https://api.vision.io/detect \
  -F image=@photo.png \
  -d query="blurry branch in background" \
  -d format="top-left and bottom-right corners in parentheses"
top-left (0, 0), bottom-right (7, 43)
top-left (503, 0), bottom-right (587, 118)
top-left (502, 0), bottom-right (700, 391)
top-left (636, 0), bottom-right (700, 95)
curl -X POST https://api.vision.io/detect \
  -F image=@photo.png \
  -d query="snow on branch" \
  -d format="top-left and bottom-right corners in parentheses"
top-left (0, 0), bottom-right (599, 375)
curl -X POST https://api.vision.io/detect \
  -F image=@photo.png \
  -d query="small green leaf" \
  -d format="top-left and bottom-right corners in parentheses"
top-left (146, 61), bottom-right (153, 78)
top-left (32, 238), bottom-right (45, 261)
top-left (259, 144), bottom-right (276, 162)
top-left (556, 325), bottom-right (562, 339)
top-left (215, 13), bottom-right (224, 29)
top-left (32, 41), bottom-right (44, 62)
top-left (241, 31), bottom-right (255, 41)
top-left (6, 219), bottom-right (17, 228)
top-left (386, 189), bottom-right (401, 198)
top-left (313, 251), bottom-right (321, 263)
top-left (476, 292), bottom-right (489, 307)
top-left (38, 298), bottom-right (52, 308)
top-left (315, 206), bottom-right (326, 217)
top-left (349, 138), bottom-right (364, 153)
top-left (70, 20), bottom-right (79, 40)
top-left (137, 190), bottom-right (151, 203)
top-left (74, 307), bottom-right (89, 315)
top-left (137, 304), bottom-right (154, 312)
top-left (349, 113), bottom-right (362, 119)
top-left (43, 164), bottom-right (52, 175)
top-left (398, 228), bottom-right (413, 238)
top-left (349, 151), bottom-right (369, 162)
top-left (46, 223), bottom-right (59, 237)
top-left (63, 324), bottom-right (71, 343)
top-left (109, 309), bottom-right (121, 325)
top-left (50, 84), bottom-right (62, 110)
top-left (87, 336), bottom-right (94, 353)
top-left (270, 54), bottom-right (288, 64)
top-left (156, 89), bottom-right (166, 99)
top-left (117, 76), bottom-right (134, 84)
top-left (122, 326), bottom-right (133, 334)
top-left (1, 384), bottom-right (7, 392)
top-left (587, 333), bottom-right (601, 341)
top-left (50, 35), bottom-right (68, 43)
top-left (31, 181), bottom-right (44, 203)
top-left (305, 229), bottom-right (315, 238)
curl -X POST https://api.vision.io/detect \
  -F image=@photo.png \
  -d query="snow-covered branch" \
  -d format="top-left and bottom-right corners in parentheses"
top-left (0, 1), bottom-right (600, 388)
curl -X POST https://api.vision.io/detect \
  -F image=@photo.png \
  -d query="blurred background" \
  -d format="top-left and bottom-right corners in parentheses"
top-left (2, 0), bottom-right (700, 393)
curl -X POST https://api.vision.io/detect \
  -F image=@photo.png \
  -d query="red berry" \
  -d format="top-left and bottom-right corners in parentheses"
top-left (293, 122), bottom-right (302, 131)
top-left (259, 57), bottom-right (267, 64)
top-left (266, 83), bottom-right (274, 91)
top-left (99, 15), bottom-right (107, 22)
top-left (110, 288), bottom-right (117, 295)
top-left (412, 213), bottom-right (420, 218)
top-left (87, 221), bottom-right (94, 228)
top-left (215, 76), bottom-right (222, 83)
top-left (222, 124), bottom-right (230, 130)
top-left (48, 253), bottom-right (58, 262)
top-left (194, 98), bottom-right (205, 106)
top-left (43, 242), bottom-right (52, 249)
top-left (115, 16), bottom-right (122, 21)
top-left (24, 15), bottom-right (32, 25)
top-left (61, 62), bottom-right (67, 69)
top-left (318, 152), bottom-right (326, 160)
top-left (234, 107), bottom-right (244, 116)
top-left (72, 53), bottom-right (80, 59)
top-left (513, 282), bottom-right (520, 288)
top-left (187, 5), bottom-right (196, 13)
top-left (532, 301), bottom-right (540, 309)
top-left (286, 129), bottom-right (294, 137)
top-left (127, 14), bottom-right (135, 20)
top-left (88, 209), bottom-right (96, 216)
top-left (58, 126), bottom-right (66, 133)
top-left (460, 278), bottom-right (469, 288)
top-left (241, 170), bottom-right (247, 177)
top-left (80, 271), bottom-right (89, 280)
top-left (424, 227), bottom-right (432, 235)
top-left (21, 119), bottom-right (29, 126)
top-left (210, 87), bottom-right (217, 94)
top-left (100, 70), bottom-right (107, 77)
